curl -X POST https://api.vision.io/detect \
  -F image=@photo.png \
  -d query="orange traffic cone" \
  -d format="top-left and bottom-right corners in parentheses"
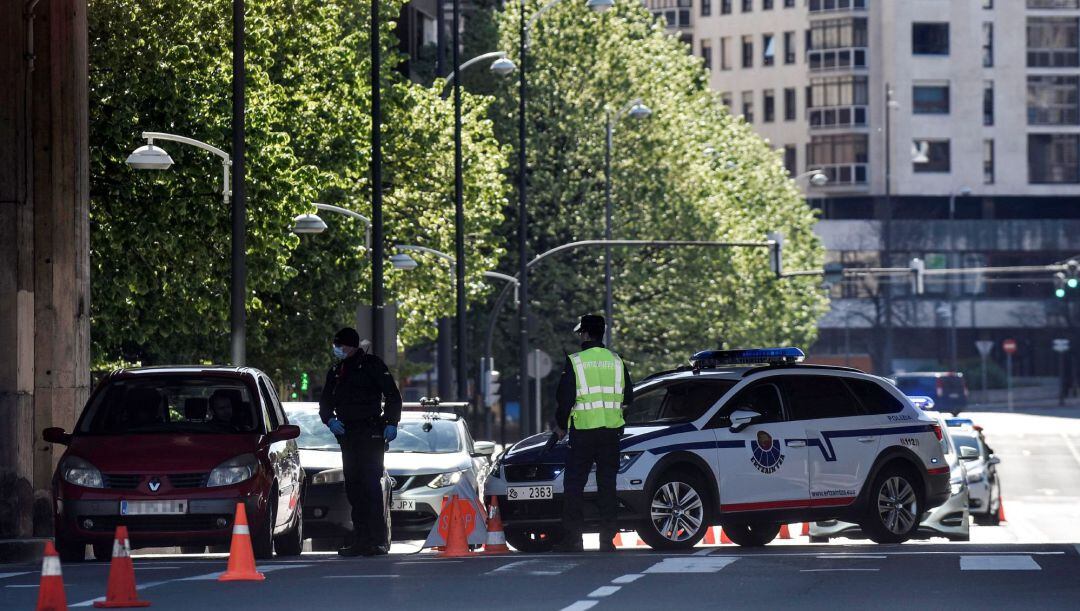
top-left (800, 522), bottom-right (810, 537)
top-left (612, 532), bottom-right (627, 548)
top-left (720, 527), bottom-right (733, 545)
top-left (94, 526), bottom-right (150, 608)
top-left (218, 503), bottom-right (265, 582)
top-left (778, 523), bottom-right (792, 540)
top-left (482, 496), bottom-right (510, 554)
top-left (997, 499), bottom-right (1007, 523)
top-left (36, 541), bottom-right (67, 611)
top-left (438, 495), bottom-right (473, 558)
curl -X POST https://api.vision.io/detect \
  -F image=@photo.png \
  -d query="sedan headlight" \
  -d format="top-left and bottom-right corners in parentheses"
top-left (61, 456), bottom-right (103, 488)
top-left (618, 451), bottom-right (643, 473)
top-left (949, 476), bottom-right (966, 496)
top-left (206, 454), bottom-right (258, 487)
top-left (311, 469), bottom-right (345, 485)
top-left (427, 470), bottom-right (467, 489)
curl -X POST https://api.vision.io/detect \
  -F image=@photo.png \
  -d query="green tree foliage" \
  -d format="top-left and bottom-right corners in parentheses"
top-left (88, 0), bottom-right (508, 381)
top-left (487, 0), bottom-right (827, 391)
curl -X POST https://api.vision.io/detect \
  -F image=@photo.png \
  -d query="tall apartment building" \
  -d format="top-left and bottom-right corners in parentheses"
top-left (644, 0), bottom-right (1080, 377)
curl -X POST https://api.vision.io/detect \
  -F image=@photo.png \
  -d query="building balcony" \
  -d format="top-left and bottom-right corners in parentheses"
top-left (809, 105), bottom-right (868, 129)
top-left (808, 0), bottom-right (867, 13)
top-left (816, 163), bottom-right (869, 186)
top-left (808, 47), bottom-right (868, 72)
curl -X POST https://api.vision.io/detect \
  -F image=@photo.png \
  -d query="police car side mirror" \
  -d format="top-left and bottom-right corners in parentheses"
top-left (988, 455), bottom-right (1001, 466)
top-left (960, 446), bottom-right (979, 460)
top-left (729, 409), bottom-right (762, 433)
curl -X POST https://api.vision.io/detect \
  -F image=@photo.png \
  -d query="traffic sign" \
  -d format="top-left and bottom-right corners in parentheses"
top-left (527, 349), bottom-right (553, 379)
top-left (1053, 338), bottom-right (1070, 353)
top-left (975, 341), bottom-right (994, 357)
top-left (1002, 339), bottom-right (1017, 355)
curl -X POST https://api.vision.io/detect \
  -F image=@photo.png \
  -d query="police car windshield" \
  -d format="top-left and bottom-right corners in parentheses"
top-left (287, 410), bottom-right (338, 450)
top-left (388, 419), bottom-right (462, 454)
top-left (77, 377), bottom-right (259, 435)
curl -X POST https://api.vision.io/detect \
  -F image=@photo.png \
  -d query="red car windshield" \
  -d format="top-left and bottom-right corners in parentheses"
top-left (77, 376), bottom-right (260, 435)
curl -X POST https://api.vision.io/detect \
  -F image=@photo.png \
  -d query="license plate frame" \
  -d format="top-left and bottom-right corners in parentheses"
top-left (390, 499), bottom-right (416, 511)
top-left (120, 499), bottom-right (188, 516)
top-left (506, 485), bottom-right (554, 501)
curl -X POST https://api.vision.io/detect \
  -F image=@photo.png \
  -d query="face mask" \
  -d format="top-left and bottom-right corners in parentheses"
top-left (333, 345), bottom-right (347, 360)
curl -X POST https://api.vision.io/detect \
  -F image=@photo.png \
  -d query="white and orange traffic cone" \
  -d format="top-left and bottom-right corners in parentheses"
top-left (777, 523), bottom-right (792, 540)
top-left (36, 540), bottom-right (67, 611)
top-left (997, 498), bottom-right (1007, 523)
top-left (218, 503), bottom-right (265, 582)
top-left (438, 496), bottom-right (473, 558)
top-left (94, 525), bottom-right (150, 608)
top-left (800, 522), bottom-right (810, 537)
top-left (720, 527), bottom-right (733, 545)
top-left (482, 496), bottom-right (510, 554)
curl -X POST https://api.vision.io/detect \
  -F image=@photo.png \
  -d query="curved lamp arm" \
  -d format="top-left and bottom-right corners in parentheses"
top-left (396, 243), bottom-right (456, 265)
top-left (142, 131), bottom-right (231, 203)
top-left (314, 202), bottom-right (372, 252)
top-left (442, 51), bottom-right (509, 92)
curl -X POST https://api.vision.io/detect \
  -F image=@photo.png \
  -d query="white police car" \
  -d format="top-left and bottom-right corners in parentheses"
top-left (485, 348), bottom-right (951, 551)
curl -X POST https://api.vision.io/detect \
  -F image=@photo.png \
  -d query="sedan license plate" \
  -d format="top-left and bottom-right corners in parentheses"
top-left (391, 499), bottom-right (416, 511)
top-left (506, 485), bottom-right (553, 501)
top-left (120, 500), bottom-right (188, 516)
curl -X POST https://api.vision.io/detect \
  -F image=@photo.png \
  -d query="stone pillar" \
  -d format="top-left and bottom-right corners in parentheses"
top-left (0, 0), bottom-right (91, 538)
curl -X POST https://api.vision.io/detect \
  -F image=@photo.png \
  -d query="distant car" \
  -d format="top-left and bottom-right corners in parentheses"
top-left (811, 411), bottom-right (970, 542)
top-left (949, 425), bottom-right (1002, 525)
top-left (282, 402), bottom-right (392, 550)
top-left (385, 410), bottom-right (496, 539)
top-left (44, 366), bottom-right (303, 562)
top-left (895, 372), bottom-right (968, 415)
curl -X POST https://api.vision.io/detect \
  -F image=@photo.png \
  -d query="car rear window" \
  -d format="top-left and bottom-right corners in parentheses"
top-left (844, 378), bottom-right (905, 414)
top-left (77, 376), bottom-right (259, 434)
top-left (895, 376), bottom-right (936, 396)
top-left (624, 380), bottom-right (735, 425)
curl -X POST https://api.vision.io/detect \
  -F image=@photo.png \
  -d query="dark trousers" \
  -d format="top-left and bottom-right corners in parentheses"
top-left (339, 423), bottom-right (387, 548)
top-left (562, 427), bottom-right (621, 541)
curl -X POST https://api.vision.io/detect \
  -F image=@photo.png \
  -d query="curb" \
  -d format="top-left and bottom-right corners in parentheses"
top-left (0, 538), bottom-right (48, 564)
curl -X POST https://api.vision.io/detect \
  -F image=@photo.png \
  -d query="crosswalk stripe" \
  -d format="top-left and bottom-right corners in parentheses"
top-left (959, 555), bottom-right (1041, 571)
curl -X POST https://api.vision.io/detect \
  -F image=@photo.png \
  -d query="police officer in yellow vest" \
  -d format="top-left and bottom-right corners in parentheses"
top-left (552, 314), bottom-right (634, 552)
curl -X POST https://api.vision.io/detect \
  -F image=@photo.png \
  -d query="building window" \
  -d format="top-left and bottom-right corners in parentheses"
top-left (984, 0), bottom-right (993, 7)
top-left (784, 87), bottom-right (797, 121)
top-left (810, 18), bottom-right (868, 51)
top-left (764, 89), bottom-right (776, 122)
top-left (784, 145), bottom-right (797, 175)
top-left (701, 0), bottom-right (711, 17)
top-left (913, 23), bottom-right (950, 55)
top-left (1028, 75), bottom-right (1080, 125)
top-left (764, 0), bottom-right (773, 8)
top-left (785, 0), bottom-right (795, 7)
top-left (742, 90), bottom-right (754, 122)
top-left (742, 35), bottom-right (754, 68)
top-left (984, 139), bottom-right (995, 185)
top-left (912, 84), bottom-right (950, 114)
top-left (721, 91), bottom-right (733, 108)
top-left (1029, 134), bottom-right (1079, 183)
top-left (984, 80), bottom-right (994, 126)
top-left (719, 37), bottom-right (731, 70)
top-left (722, 0), bottom-right (732, 14)
top-left (701, 39), bottom-right (713, 71)
top-left (807, 75), bottom-right (869, 126)
top-left (913, 140), bottom-right (951, 173)
top-left (1028, 0), bottom-right (1079, 8)
top-left (983, 23), bottom-right (994, 67)
top-left (784, 31), bottom-right (796, 64)
top-left (806, 134), bottom-right (869, 184)
top-left (1027, 17), bottom-right (1079, 67)
top-left (763, 34), bottom-right (775, 66)
top-left (809, 0), bottom-right (867, 10)
top-left (742, 0), bottom-right (753, 12)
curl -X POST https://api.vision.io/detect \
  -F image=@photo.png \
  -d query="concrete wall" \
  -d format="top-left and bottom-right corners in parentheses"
top-left (0, 0), bottom-right (91, 538)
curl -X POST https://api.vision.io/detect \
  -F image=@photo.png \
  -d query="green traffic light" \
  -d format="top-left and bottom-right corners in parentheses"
top-left (1056, 288), bottom-right (1067, 298)
top-left (300, 372), bottom-right (309, 392)
top-left (1069, 278), bottom-right (1079, 289)
top-left (290, 392), bottom-right (298, 399)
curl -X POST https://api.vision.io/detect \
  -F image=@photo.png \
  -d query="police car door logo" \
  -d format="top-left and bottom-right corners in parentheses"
top-left (750, 431), bottom-right (785, 474)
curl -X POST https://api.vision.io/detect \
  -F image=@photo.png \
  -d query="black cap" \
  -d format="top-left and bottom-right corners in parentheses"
top-left (333, 327), bottom-right (361, 348)
top-left (573, 314), bottom-right (605, 336)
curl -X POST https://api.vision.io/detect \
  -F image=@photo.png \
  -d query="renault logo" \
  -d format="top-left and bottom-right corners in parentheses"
top-left (148, 477), bottom-right (161, 492)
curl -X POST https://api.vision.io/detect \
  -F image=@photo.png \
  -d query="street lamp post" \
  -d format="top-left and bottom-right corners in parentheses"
top-left (948, 187), bottom-right (972, 372)
top-left (882, 83), bottom-right (900, 376)
top-left (371, 0), bottom-right (386, 360)
top-left (126, 132), bottom-right (243, 362)
top-left (603, 99), bottom-right (652, 345)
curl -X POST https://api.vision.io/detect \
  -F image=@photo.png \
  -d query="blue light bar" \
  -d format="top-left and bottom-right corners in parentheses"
top-left (908, 396), bottom-right (936, 410)
top-left (690, 347), bottom-right (805, 368)
top-left (946, 417), bottom-right (974, 428)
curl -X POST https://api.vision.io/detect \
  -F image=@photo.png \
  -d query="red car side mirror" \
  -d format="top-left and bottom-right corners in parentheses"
top-left (42, 427), bottom-right (72, 446)
top-left (264, 424), bottom-right (300, 445)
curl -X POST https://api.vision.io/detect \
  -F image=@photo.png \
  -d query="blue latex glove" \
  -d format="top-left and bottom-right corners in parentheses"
top-left (383, 425), bottom-right (398, 442)
top-left (327, 418), bottom-right (345, 436)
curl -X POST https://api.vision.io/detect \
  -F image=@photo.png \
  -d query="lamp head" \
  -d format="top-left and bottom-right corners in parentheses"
top-left (628, 103), bottom-right (652, 119)
top-left (809, 172), bottom-right (829, 187)
top-left (490, 57), bottom-right (517, 77)
top-left (586, 0), bottom-right (615, 12)
top-left (126, 143), bottom-right (174, 170)
top-left (292, 213), bottom-right (328, 235)
top-left (390, 253), bottom-right (418, 271)
top-left (959, 187), bottom-right (973, 197)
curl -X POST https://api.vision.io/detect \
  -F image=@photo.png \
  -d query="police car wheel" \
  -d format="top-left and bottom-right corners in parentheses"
top-left (504, 527), bottom-right (559, 553)
top-left (637, 471), bottom-right (709, 550)
top-left (862, 466), bottom-right (923, 544)
top-left (722, 523), bottom-right (781, 547)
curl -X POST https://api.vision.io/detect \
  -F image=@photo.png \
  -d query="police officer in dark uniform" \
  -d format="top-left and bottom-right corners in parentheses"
top-left (319, 327), bottom-right (403, 556)
top-left (552, 314), bottom-right (634, 553)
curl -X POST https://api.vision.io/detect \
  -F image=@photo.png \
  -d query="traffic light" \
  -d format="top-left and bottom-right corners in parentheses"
top-left (1067, 260), bottom-right (1080, 289)
top-left (300, 372), bottom-right (309, 392)
top-left (1054, 272), bottom-right (1067, 299)
top-left (909, 257), bottom-right (926, 295)
top-left (484, 369), bottom-right (501, 408)
top-left (767, 232), bottom-right (784, 278)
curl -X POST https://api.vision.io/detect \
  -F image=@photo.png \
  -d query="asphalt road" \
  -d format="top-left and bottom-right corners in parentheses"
top-left (4, 410), bottom-right (1079, 610)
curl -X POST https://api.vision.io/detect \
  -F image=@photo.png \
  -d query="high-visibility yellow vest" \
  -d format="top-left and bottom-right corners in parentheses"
top-left (569, 347), bottom-right (626, 430)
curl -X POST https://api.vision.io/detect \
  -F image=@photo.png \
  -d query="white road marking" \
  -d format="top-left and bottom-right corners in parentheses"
top-left (800, 569), bottom-right (880, 573)
top-left (611, 574), bottom-right (644, 584)
top-left (69, 563), bottom-right (313, 606)
top-left (588, 586), bottom-right (621, 597)
top-left (960, 555), bottom-right (1041, 571)
top-left (693, 549), bottom-right (713, 556)
top-left (644, 557), bottom-right (739, 574)
top-left (0, 572), bottom-right (31, 580)
top-left (815, 555), bottom-right (886, 560)
top-left (1062, 433), bottom-right (1080, 469)
top-left (5, 584), bottom-right (39, 588)
top-left (560, 602), bottom-right (598, 611)
top-left (488, 559), bottom-right (580, 576)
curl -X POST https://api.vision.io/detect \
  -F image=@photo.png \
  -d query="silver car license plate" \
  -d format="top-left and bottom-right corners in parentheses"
top-left (390, 499), bottom-right (416, 511)
top-left (506, 485), bottom-right (553, 500)
top-left (120, 500), bottom-right (188, 515)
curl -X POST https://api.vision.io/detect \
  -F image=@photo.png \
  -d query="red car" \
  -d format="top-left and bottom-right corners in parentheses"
top-left (42, 366), bottom-right (303, 561)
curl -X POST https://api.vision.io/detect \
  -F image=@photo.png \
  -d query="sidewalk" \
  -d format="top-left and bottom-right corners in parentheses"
top-left (0, 538), bottom-right (49, 565)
